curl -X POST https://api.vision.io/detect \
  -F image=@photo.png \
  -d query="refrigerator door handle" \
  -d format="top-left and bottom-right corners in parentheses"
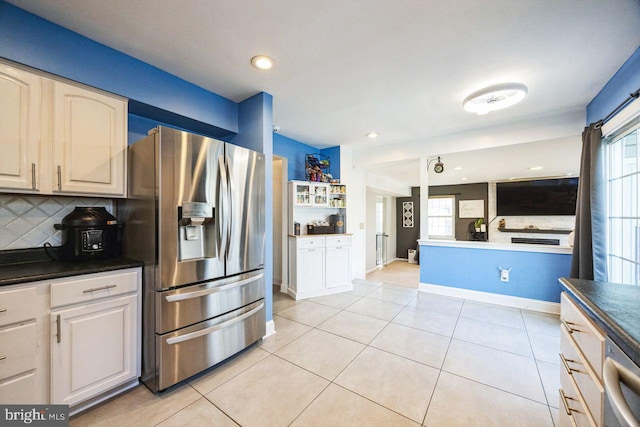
top-left (164, 273), bottom-right (264, 302)
top-left (225, 155), bottom-right (233, 254)
top-left (165, 302), bottom-right (264, 345)
top-left (218, 155), bottom-right (229, 257)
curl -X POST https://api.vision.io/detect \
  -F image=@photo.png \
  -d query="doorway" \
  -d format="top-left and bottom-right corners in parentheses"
top-left (272, 156), bottom-right (288, 293)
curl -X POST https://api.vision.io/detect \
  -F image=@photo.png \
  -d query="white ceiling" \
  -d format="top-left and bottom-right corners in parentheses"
top-left (8, 0), bottom-right (640, 187)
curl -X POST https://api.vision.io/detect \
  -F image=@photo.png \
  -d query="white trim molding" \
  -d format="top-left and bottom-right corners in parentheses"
top-left (264, 320), bottom-right (276, 338)
top-left (419, 282), bottom-right (560, 315)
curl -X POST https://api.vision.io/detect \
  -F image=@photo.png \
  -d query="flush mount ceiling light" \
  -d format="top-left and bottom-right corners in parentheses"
top-left (366, 132), bottom-right (379, 138)
top-left (463, 82), bottom-right (528, 115)
top-left (251, 55), bottom-right (274, 70)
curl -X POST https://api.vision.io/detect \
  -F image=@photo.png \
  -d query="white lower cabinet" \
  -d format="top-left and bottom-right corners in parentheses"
top-left (289, 235), bottom-right (352, 299)
top-left (51, 294), bottom-right (138, 406)
top-left (0, 267), bottom-right (140, 409)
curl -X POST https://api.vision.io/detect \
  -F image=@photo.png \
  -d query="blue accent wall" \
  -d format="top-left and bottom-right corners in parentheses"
top-left (420, 245), bottom-right (571, 303)
top-left (0, 0), bottom-right (238, 135)
top-left (273, 134), bottom-right (340, 181)
top-left (320, 146), bottom-right (341, 181)
top-left (235, 93), bottom-right (275, 321)
top-left (273, 134), bottom-right (318, 180)
top-left (587, 45), bottom-right (640, 124)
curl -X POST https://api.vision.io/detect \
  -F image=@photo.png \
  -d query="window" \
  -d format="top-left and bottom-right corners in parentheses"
top-left (428, 196), bottom-right (455, 239)
top-left (606, 121), bottom-right (639, 285)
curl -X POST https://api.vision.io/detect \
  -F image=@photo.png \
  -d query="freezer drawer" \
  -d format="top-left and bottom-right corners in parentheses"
top-left (157, 299), bottom-right (265, 391)
top-left (157, 270), bottom-right (264, 334)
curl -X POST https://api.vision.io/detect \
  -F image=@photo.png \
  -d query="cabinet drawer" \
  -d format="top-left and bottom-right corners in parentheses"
top-left (561, 293), bottom-right (605, 380)
top-left (0, 287), bottom-right (36, 327)
top-left (560, 326), bottom-right (603, 425)
top-left (560, 368), bottom-right (597, 427)
top-left (296, 237), bottom-right (325, 249)
top-left (51, 270), bottom-right (138, 308)
top-left (0, 322), bottom-right (36, 380)
top-left (325, 235), bottom-right (351, 247)
top-left (0, 371), bottom-right (37, 404)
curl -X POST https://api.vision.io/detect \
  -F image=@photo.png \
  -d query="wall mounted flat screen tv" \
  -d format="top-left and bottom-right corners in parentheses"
top-left (496, 178), bottom-right (579, 216)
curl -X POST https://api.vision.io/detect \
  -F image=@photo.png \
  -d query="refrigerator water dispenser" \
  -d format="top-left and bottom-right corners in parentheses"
top-left (178, 202), bottom-right (215, 261)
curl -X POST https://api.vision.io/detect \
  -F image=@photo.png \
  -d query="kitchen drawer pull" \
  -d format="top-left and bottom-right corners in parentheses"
top-left (0, 355), bottom-right (6, 361)
top-left (559, 389), bottom-right (577, 416)
top-left (561, 318), bottom-right (579, 334)
top-left (559, 353), bottom-right (578, 375)
top-left (56, 314), bottom-right (61, 344)
top-left (31, 163), bottom-right (37, 190)
top-left (166, 302), bottom-right (264, 345)
top-left (82, 284), bottom-right (117, 293)
top-left (0, 308), bottom-right (7, 313)
top-left (165, 273), bottom-right (264, 302)
top-left (57, 165), bottom-right (62, 190)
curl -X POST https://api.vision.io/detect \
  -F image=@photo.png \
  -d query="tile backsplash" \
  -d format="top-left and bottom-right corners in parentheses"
top-left (0, 194), bottom-right (113, 250)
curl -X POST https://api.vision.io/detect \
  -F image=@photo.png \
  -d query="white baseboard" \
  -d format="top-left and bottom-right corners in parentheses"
top-left (287, 284), bottom-right (353, 300)
top-left (264, 320), bottom-right (276, 338)
top-left (419, 282), bottom-right (560, 315)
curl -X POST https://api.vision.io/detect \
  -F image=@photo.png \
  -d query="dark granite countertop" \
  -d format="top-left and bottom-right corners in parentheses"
top-left (559, 277), bottom-right (640, 367)
top-left (0, 247), bottom-right (143, 287)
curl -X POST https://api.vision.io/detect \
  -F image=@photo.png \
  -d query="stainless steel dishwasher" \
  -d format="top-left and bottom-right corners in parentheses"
top-left (603, 337), bottom-right (640, 427)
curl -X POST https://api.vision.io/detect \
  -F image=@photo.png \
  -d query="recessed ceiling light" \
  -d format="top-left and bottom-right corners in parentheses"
top-left (461, 177), bottom-right (468, 181)
top-left (453, 166), bottom-right (463, 171)
top-left (566, 172), bottom-right (573, 176)
top-left (251, 55), bottom-right (274, 70)
top-left (463, 82), bottom-right (528, 115)
top-left (366, 132), bottom-right (378, 138)
top-left (528, 166), bottom-right (543, 171)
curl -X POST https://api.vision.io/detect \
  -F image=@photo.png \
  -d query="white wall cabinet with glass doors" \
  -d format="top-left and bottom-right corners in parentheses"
top-left (288, 181), bottom-right (347, 234)
top-left (0, 60), bottom-right (127, 197)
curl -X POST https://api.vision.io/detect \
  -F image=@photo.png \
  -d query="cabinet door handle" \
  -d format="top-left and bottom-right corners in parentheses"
top-left (559, 353), bottom-right (578, 375)
top-left (31, 163), bottom-right (37, 190)
top-left (561, 318), bottom-right (579, 334)
top-left (559, 389), bottom-right (577, 416)
top-left (0, 355), bottom-right (6, 361)
top-left (82, 284), bottom-right (117, 293)
top-left (56, 314), bottom-right (61, 344)
top-left (0, 308), bottom-right (7, 313)
top-left (56, 165), bottom-right (62, 190)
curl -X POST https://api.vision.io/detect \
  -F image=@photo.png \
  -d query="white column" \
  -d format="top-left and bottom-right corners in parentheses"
top-left (419, 156), bottom-right (430, 240)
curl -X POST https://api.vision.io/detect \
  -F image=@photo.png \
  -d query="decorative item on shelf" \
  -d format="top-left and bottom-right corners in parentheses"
top-left (498, 218), bottom-right (506, 229)
top-left (305, 154), bottom-right (330, 182)
top-left (474, 218), bottom-right (485, 232)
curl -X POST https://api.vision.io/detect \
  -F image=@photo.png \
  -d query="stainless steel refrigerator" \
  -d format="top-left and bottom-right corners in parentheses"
top-left (120, 126), bottom-right (266, 392)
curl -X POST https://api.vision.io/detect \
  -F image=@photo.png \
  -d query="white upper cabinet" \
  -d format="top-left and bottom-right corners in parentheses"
top-left (51, 81), bottom-right (127, 196)
top-left (0, 60), bottom-right (128, 197)
top-left (0, 64), bottom-right (41, 191)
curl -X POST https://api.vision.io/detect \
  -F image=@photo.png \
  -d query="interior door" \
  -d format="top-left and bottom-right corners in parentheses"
top-left (224, 143), bottom-right (265, 276)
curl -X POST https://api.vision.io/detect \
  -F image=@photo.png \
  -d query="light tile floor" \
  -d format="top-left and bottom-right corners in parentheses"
top-left (70, 282), bottom-right (561, 427)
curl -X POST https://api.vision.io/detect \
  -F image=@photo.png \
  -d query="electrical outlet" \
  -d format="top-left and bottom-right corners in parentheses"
top-left (359, 223), bottom-right (365, 229)
top-left (500, 269), bottom-right (510, 282)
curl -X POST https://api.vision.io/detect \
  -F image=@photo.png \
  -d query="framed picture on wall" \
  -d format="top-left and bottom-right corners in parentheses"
top-left (403, 202), bottom-right (414, 228)
top-left (459, 200), bottom-right (483, 218)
